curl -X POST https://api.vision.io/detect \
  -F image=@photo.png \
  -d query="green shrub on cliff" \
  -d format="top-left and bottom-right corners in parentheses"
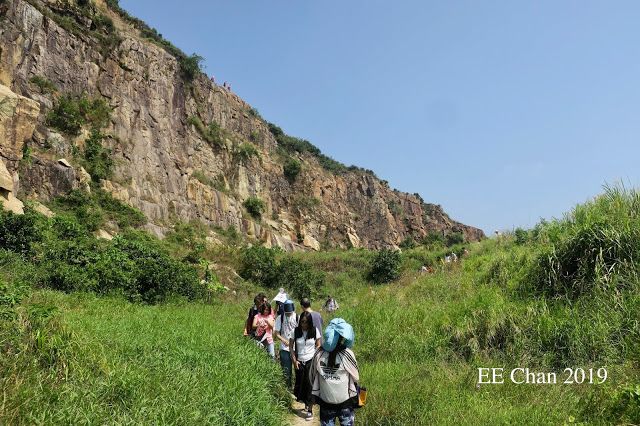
top-left (179, 53), bottom-right (204, 82)
top-left (243, 197), bottom-right (265, 219)
top-left (234, 142), bottom-right (260, 163)
top-left (187, 116), bottom-right (223, 147)
top-left (283, 157), bottom-right (301, 183)
top-left (29, 76), bottom-right (57, 94)
top-left (83, 129), bottom-right (113, 182)
top-left (47, 94), bottom-right (111, 135)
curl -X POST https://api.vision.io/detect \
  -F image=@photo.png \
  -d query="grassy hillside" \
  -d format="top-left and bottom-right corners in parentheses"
top-left (1, 186), bottom-right (639, 424)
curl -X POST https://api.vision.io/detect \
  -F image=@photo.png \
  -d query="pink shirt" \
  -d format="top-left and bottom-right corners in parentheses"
top-left (254, 313), bottom-right (274, 344)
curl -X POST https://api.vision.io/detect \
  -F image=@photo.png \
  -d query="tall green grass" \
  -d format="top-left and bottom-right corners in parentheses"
top-left (2, 186), bottom-right (640, 424)
top-left (0, 291), bottom-right (289, 425)
top-left (299, 186), bottom-right (640, 424)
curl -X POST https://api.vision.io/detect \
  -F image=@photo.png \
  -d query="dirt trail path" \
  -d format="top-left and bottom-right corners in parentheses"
top-left (288, 399), bottom-right (320, 426)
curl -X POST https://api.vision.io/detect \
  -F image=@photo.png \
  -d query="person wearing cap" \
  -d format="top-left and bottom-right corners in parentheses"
top-left (310, 318), bottom-right (360, 426)
top-left (274, 299), bottom-right (298, 388)
top-left (272, 287), bottom-right (289, 318)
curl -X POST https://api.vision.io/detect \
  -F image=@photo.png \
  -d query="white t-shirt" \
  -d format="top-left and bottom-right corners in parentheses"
top-left (295, 328), bottom-right (321, 363)
top-left (317, 350), bottom-right (354, 404)
top-left (274, 313), bottom-right (298, 351)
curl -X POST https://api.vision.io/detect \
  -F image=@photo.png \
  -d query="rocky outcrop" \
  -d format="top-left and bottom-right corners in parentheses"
top-left (0, 0), bottom-right (484, 248)
top-left (0, 83), bottom-right (40, 214)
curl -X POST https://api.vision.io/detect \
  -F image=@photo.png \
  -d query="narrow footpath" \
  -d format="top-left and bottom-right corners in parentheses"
top-left (288, 399), bottom-right (320, 426)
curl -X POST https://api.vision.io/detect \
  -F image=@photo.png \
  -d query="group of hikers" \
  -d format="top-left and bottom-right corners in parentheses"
top-left (243, 289), bottom-right (361, 425)
top-left (209, 75), bottom-right (233, 92)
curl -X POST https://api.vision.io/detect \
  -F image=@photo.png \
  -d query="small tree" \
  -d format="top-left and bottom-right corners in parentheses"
top-left (368, 249), bottom-right (401, 284)
top-left (277, 257), bottom-right (323, 300)
top-left (179, 53), bottom-right (204, 82)
top-left (283, 158), bottom-right (301, 183)
top-left (239, 246), bottom-right (279, 288)
top-left (243, 197), bottom-right (265, 219)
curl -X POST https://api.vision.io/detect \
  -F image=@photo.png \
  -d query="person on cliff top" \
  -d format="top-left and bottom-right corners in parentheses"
top-left (274, 300), bottom-right (298, 389)
top-left (290, 311), bottom-right (322, 421)
top-left (310, 319), bottom-right (360, 426)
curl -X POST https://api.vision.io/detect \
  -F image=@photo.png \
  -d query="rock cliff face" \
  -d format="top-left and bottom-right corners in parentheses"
top-left (0, 0), bottom-right (484, 249)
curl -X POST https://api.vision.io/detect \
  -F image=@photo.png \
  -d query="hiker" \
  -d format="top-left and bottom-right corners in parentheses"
top-left (210, 75), bottom-right (215, 84)
top-left (290, 311), bottom-right (322, 421)
top-left (252, 302), bottom-right (275, 358)
top-left (420, 265), bottom-right (428, 274)
top-left (273, 288), bottom-right (289, 318)
top-left (451, 252), bottom-right (458, 262)
top-left (301, 297), bottom-right (323, 333)
top-left (310, 318), bottom-right (360, 426)
top-left (244, 293), bottom-right (266, 337)
top-left (323, 295), bottom-right (339, 313)
top-left (274, 299), bottom-right (298, 388)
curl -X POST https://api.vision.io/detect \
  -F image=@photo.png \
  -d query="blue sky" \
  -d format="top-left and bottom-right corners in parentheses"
top-left (120, 0), bottom-right (640, 234)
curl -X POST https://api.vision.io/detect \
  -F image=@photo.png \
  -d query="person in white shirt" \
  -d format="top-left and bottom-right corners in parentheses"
top-left (310, 320), bottom-right (359, 426)
top-left (290, 311), bottom-right (322, 421)
top-left (274, 300), bottom-right (297, 389)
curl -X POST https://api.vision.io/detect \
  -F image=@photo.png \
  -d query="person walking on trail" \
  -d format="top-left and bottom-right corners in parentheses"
top-left (310, 318), bottom-right (360, 426)
top-left (244, 293), bottom-right (265, 337)
top-left (273, 288), bottom-right (289, 318)
top-left (290, 311), bottom-right (322, 421)
top-left (301, 297), bottom-right (324, 333)
top-left (274, 299), bottom-right (298, 388)
top-left (323, 295), bottom-right (339, 313)
top-left (252, 302), bottom-right (275, 358)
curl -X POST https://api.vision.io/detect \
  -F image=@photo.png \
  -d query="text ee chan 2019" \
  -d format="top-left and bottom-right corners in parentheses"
top-left (477, 368), bottom-right (608, 385)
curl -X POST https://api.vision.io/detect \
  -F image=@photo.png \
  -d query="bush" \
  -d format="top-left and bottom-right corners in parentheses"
top-left (234, 143), bottom-right (260, 163)
top-left (83, 129), bottom-right (114, 182)
top-left (267, 122), bottom-right (349, 174)
top-left (239, 246), bottom-right (279, 288)
top-left (243, 197), bottom-right (265, 219)
top-left (52, 189), bottom-right (146, 231)
top-left (179, 54), bottom-right (204, 82)
top-left (514, 227), bottom-right (529, 245)
top-left (113, 234), bottom-right (203, 303)
top-left (368, 249), bottom-right (401, 284)
top-left (0, 209), bottom-right (46, 257)
top-left (46, 94), bottom-right (111, 135)
top-left (445, 231), bottom-right (464, 247)
top-left (277, 257), bottom-right (323, 300)
top-left (421, 230), bottom-right (445, 247)
top-left (188, 116), bottom-right (223, 147)
top-left (29, 76), bottom-right (57, 94)
top-left (399, 237), bottom-right (416, 249)
top-left (283, 158), bottom-right (301, 183)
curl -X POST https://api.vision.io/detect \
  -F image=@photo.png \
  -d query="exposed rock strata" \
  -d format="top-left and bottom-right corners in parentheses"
top-left (0, 0), bottom-right (485, 248)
